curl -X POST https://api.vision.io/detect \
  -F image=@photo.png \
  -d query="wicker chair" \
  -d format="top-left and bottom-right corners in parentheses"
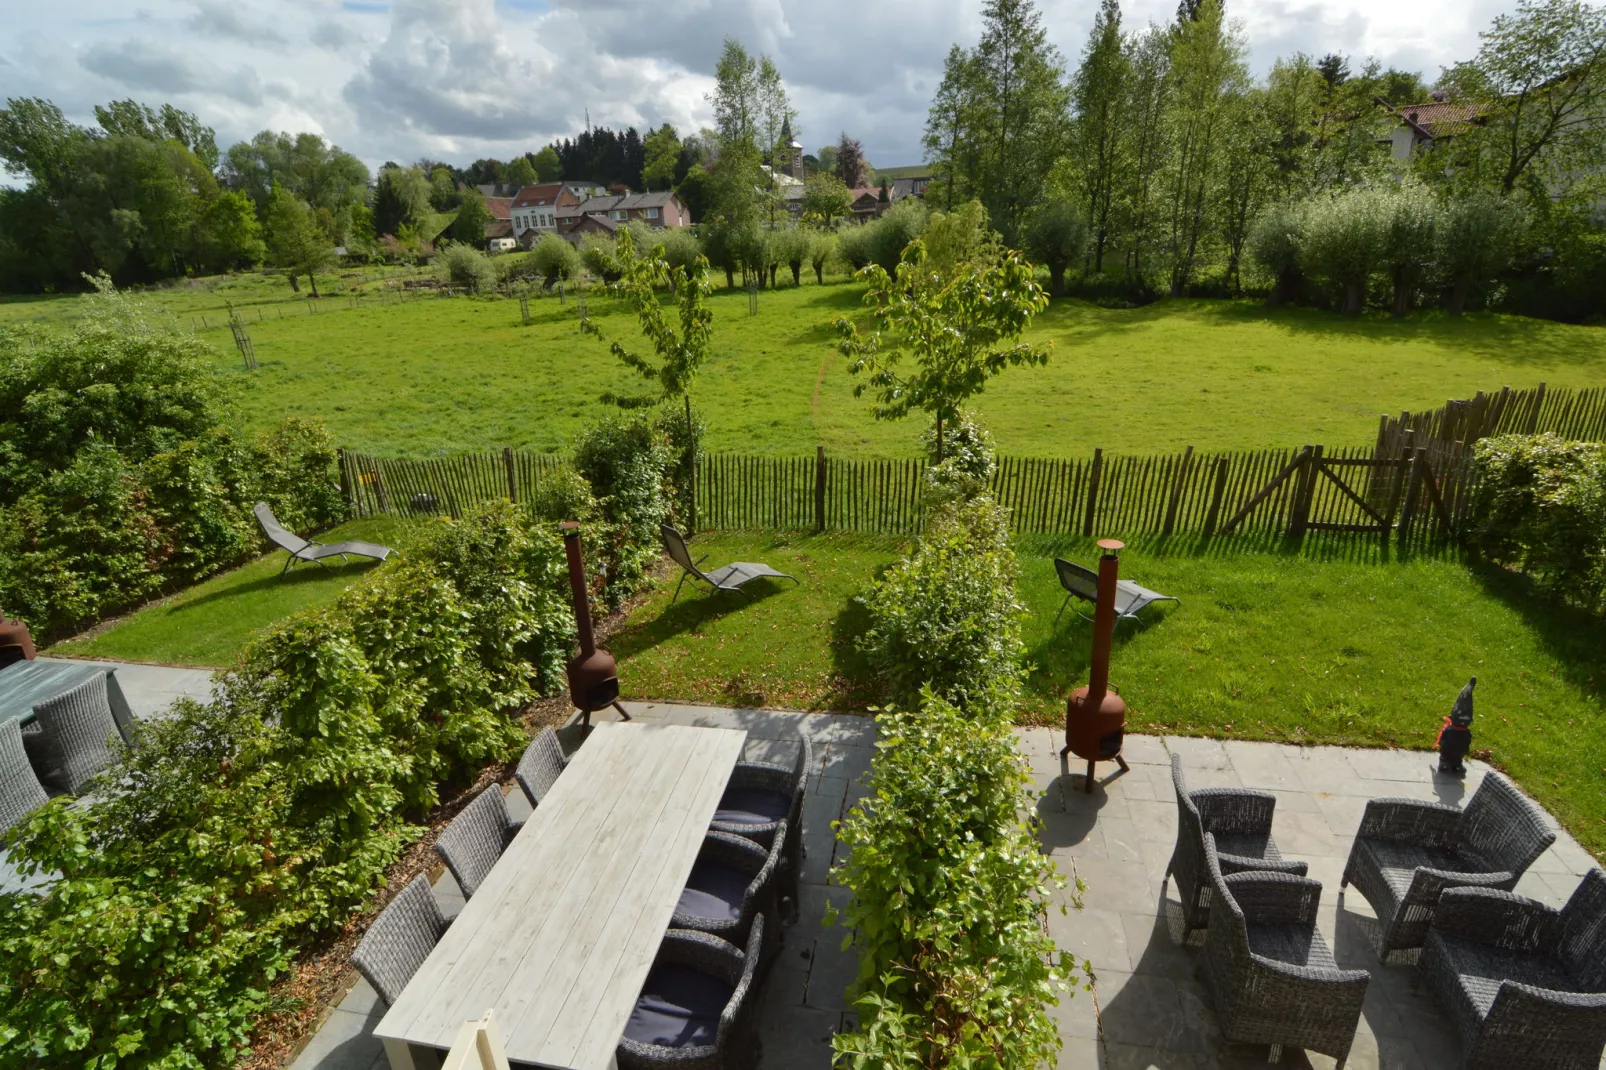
top-left (1419, 869), bottom-right (1606, 1069)
top-left (618, 917), bottom-right (765, 1070)
top-left (1168, 754), bottom-right (1308, 937)
top-left (352, 873), bottom-right (450, 1006)
top-left (1, 719), bottom-right (48, 834)
top-left (710, 736), bottom-right (810, 915)
top-left (672, 824), bottom-right (785, 953)
top-left (1342, 773), bottom-right (1555, 960)
top-left (514, 727), bottom-right (567, 810)
top-left (22, 673), bottom-right (123, 795)
top-left (433, 786), bottom-right (522, 900)
top-left (1199, 833), bottom-right (1371, 1066)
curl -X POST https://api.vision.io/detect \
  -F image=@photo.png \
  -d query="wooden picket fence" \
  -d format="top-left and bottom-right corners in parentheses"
top-left (1376, 383), bottom-right (1606, 467)
top-left (340, 442), bottom-right (1471, 545)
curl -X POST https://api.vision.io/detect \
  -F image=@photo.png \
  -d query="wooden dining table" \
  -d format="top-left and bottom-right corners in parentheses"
top-left (375, 720), bottom-right (748, 1070)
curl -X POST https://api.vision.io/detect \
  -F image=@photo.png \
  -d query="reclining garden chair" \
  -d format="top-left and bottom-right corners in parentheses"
top-left (1053, 557), bottom-right (1178, 625)
top-left (255, 503), bottom-right (395, 576)
top-left (661, 525), bottom-right (797, 604)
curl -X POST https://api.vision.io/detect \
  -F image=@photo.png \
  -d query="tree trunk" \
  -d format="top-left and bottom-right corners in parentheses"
top-left (725, 266), bottom-right (735, 289)
top-left (1050, 265), bottom-right (1065, 297)
top-left (1093, 233), bottom-right (1105, 274)
top-left (1391, 269), bottom-right (1411, 318)
top-left (1266, 269), bottom-right (1298, 308)
top-left (769, 265), bottom-right (778, 289)
top-left (309, 272), bottom-right (320, 299)
top-left (288, 273), bottom-right (301, 293)
top-left (1343, 277), bottom-right (1364, 315)
top-left (934, 412), bottom-right (944, 463)
top-left (814, 264), bottom-right (824, 285)
top-left (1448, 277), bottom-right (1471, 316)
top-left (791, 264), bottom-right (801, 287)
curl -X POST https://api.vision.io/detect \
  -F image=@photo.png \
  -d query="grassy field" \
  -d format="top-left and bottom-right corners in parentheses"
top-left (51, 518), bottom-right (416, 666)
top-left (5, 271), bottom-right (1602, 460)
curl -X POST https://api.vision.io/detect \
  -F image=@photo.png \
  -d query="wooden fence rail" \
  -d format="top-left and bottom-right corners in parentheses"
top-left (1376, 382), bottom-right (1606, 468)
top-left (340, 441), bottom-right (1478, 545)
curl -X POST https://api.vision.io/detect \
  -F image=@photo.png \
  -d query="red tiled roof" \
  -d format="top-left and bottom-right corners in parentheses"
top-left (485, 198), bottom-right (512, 220)
top-left (512, 183), bottom-right (565, 208)
top-left (1392, 101), bottom-right (1487, 137)
top-left (485, 219), bottom-right (513, 239)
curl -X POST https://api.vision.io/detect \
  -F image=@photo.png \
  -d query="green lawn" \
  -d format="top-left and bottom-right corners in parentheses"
top-left (609, 530), bottom-right (1606, 858)
top-left (6, 274), bottom-right (1602, 460)
top-left (51, 517), bottom-right (418, 667)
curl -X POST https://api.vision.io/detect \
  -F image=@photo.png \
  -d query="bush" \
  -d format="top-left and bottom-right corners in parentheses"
top-left (1248, 200), bottom-right (1308, 307)
top-left (868, 198), bottom-right (928, 276)
top-left (1466, 433), bottom-right (1606, 609)
top-left (0, 501), bottom-right (574, 1068)
top-left (573, 414), bottom-right (672, 607)
top-left (836, 222), bottom-right (875, 272)
top-left (770, 227), bottom-right (812, 286)
top-left (830, 693), bottom-right (1066, 1070)
top-left (655, 227), bottom-right (703, 282)
top-left (440, 242), bottom-right (497, 294)
top-left (581, 234), bottom-right (622, 282)
top-left (530, 233), bottom-right (582, 289)
top-left (808, 231), bottom-right (837, 285)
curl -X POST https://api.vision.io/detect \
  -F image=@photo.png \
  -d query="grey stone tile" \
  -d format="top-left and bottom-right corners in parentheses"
top-left (1165, 736), bottom-right (1231, 770)
top-left (1014, 725), bottom-right (1056, 755)
top-left (805, 772), bottom-right (848, 808)
top-left (755, 1001), bottom-right (839, 1070)
top-left (288, 1009), bottom-right (385, 1070)
top-left (1095, 968), bottom-right (1221, 1054)
top-left (803, 936), bottom-right (858, 1012)
top-left (1056, 1034), bottom-right (1104, 1068)
top-left (744, 735), bottom-right (804, 767)
top-left (1222, 740), bottom-right (1304, 791)
top-left (1272, 809), bottom-right (1346, 859)
top-left (1098, 816), bottom-right (1148, 865)
top-left (1049, 905), bottom-right (1131, 973)
top-left (1122, 734), bottom-right (1170, 766)
top-left (1125, 799), bottom-right (1179, 844)
top-left (1098, 1040), bottom-right (1210, 1068)
top-left (819, 743), bottom-right (871, 782)
top-left (1049, 981), bottom-right (1100, 1040)
top-left (1038, 807), bottom-right (1108, 861)
top-left (336, 976), bottom-right (385, 1019)
top-left (1120, 910), bottom-right (1196, 980)
top-left (1069, 858), bottom-right (1166, 915)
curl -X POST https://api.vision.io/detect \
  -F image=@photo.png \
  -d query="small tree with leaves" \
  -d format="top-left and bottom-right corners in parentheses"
top-left (581, 226), bottom-right (714, 409)
top-left (264, 185), bottom-right (332, 296)
top-left (835, 239), bottom-right (1051, 460)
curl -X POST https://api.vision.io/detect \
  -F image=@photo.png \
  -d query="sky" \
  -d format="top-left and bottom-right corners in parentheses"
top-left (0, 0), bottom-right (1516, 178)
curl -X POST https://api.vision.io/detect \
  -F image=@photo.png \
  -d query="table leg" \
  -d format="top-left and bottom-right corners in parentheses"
top-left (382, 1038), bottom-right (443, 1070)
top-left (104, 670), bottom-right (136, 742)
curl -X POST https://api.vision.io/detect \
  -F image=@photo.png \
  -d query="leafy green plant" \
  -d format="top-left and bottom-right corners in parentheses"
top-left (573, 414), bottom-right (673, 607)
top-left (531, 234), bottom-right (582, 289)
top-left (440, 242), bottom-right (497, 294)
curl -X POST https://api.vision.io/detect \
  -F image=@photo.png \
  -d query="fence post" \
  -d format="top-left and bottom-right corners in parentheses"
top-left (1161, 445), bottom-right (1193, 536)
top-left (502, 446), bottom-right (517, 503)
top-left (1397, 448), bottom-right (1425, 545)
top-left (1526, 382), bottom-right (1546, 434)
top-left (686, 394), bottom-right (697, 536)
top-left (337, 449), bottom-right (352, 516)
top-left (1288, 444), bottom-right (1322, 538)
top-left (1202, 456), bottom-right (1230, 537)
top-left (814, 445), bottom-right (827, 533)
top-left (1082, 448), bottom-right (1104, 538)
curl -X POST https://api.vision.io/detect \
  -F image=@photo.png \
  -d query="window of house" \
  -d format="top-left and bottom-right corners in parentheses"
top-left (610, 210), bottom-right (627, 221)
top-left (645, 207), bottom-right (660, 219)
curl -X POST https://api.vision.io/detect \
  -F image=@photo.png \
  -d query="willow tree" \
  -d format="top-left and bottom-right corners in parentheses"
top-left (1071, 0), bottom-right (1131, 272)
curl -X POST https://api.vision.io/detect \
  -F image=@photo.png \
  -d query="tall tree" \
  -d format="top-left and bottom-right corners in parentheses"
top-left (641, 124), bottom-right (682, 190)
top-left (452, 188), bottom-right (491, 246)
top-left (502, 155), bottom-right (538, 188)
top-left (264, 185), bottom-right (332, 296)
top-left (705, 38), bottom-right (767, 286)
top-left (94, 100), bottom-right (218, 170)
top-left (922, 47), bottom-right (980, 209)
top-left (1117, 26), bottom-right (1171, 287)
top-left (373, 165), bottom-right (431, 238)
top-left (835, 134), bottom-right (868, 188)
top-left (1072, 0), bottom-right (1131, 271)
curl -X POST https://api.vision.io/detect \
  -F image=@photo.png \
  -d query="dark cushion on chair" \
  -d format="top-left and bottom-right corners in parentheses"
top-left (1436, 933), bottom-right (1574, 1020)
top-left (624, 963), bottom-right (732, 1048)
top-left (676, 861), bottom-right (750, 924)
top-left (714, 786), bottom-right (789, 826)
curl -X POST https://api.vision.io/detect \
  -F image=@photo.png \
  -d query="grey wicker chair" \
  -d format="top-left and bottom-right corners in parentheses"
top-left (711, 736), bottom-right (810, 916)
top-left (1342, 773), bottom-right (1555, 960)
top-left (618, 916), bottom-right (765, 1070)
top-left (514, 727), bottom-right (567, 810)
top-left (21, 672), bottom-right (123, 795)
top-left (1419, 869), bottom-right (1606, 1069)
top-left (351, 873), bottom-right (450, 1007)
top-left (672, 824), bottom-right (785, 953)
top-left (1, 719), bottom-right (48, 834)
top-left (1200, 833), bottom-right (1371, 1066)
top-left (433, 786), bottom-right (522, 900)
top-left (1168, 754), bottom-right (1308, 937)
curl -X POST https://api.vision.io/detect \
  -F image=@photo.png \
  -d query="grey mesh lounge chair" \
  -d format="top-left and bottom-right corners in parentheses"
top-left (0, 719), bottom-right (47, 835)
top-left (352, 873), bottom-right (450, 1007)
top-left (1168, 754), bottom-right (1308, 937)
top-left (618, 917), bottom-right (765, 1070)
top-left (254, 503), bottom-right (395, 576)
top-left (514, 727), bottom-right (567, 810)
top-left (432, 786), bottom-right (522, 900)
top-left (1420, 869), bottom-right (1606, 1070)
top-left (1054, 557), bottom-right (1178, 625)
top-left (710, 736), bottom-right (810, 917)
top-left (1200, 833), bottom-right (1371, 1067)
top-left (661, 525), bottom-right (797, 603)
top-left (672, 824), bottom-right (785, 953)
top-left (22, 672), bottom-right (123, 795)
top-left (1342, 773), bottom-right (1555, 960)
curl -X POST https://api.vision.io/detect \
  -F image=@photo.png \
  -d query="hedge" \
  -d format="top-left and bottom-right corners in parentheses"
top-left (0, 501), bottom-right (574, 1068)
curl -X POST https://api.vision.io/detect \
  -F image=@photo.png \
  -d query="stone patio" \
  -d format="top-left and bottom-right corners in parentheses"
top-left (285, 704), bottom-right (1602, 1070)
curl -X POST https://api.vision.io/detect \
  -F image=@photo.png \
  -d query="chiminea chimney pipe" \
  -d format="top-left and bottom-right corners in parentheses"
top-left (1087, 543), bottom-right (1121, 699)
top-left (560, 522), bottom-right (596, 658)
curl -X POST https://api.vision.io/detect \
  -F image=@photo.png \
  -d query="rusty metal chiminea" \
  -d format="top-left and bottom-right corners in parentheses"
top-left (560, 522), bottom-right (631, 726)
top-left (0, 609), bottom-right (36, 671)
top-left (1061, 539), bottom-right (1130, 793)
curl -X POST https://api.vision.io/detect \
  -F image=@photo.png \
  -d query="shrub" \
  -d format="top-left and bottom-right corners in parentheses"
top-left (831, 693), bottom-right (1066, 1070)
top-left (531, 233), bottom-right (582, 288)
top-left (581, 234), bottom-right (622, 282)
top-left (836, 222), bottom-right (875, 272)
top-left (573, 414), bottom-right (672, 607)
top-left (857, 494), bottom-right (1026, 715)
top-left (1248, 200), bottom-right (1308, 307)
top-left (655, 401), bottom-right (705, 528)
top-left (655, 227), bottom-right (703, 283)
top-left (0, 501), bottom-right (574, 1069)
top-left (770, 227), bottom-right (812, 286)
top-left (440, 242), bottom-right (497, 294)
top-left (808, 231), bottom-right (837, 285)
top-left (1466, 433), bottom-right (1606, 608)
top-left (868, 198), bottom-right (928, 276)
top-left (921, 410), bottom-right (997, 505)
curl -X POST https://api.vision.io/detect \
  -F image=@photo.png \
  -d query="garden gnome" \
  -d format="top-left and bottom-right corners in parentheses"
top-left (1436, 677), bottom-right (1476, 776)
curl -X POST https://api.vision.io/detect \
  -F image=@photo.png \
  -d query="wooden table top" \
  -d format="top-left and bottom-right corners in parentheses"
top-left (0, 660), bottom-right (122, 729)
top-left (375, 720), bottom-right (747, 1070)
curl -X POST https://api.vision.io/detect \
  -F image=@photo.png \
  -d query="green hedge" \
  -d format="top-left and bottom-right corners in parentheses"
top-left (1466, 433), bottom-right (1606, 609)
top-left (0, 501), bottom-right (574, 1068)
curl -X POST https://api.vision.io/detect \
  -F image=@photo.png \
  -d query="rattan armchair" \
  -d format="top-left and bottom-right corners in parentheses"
top-left (1200, 834), bottom-right (1371, 1066)
top-left (711, 735), bottom-right (810, 915)
top-left (433, 786), bottom-right (521, 900)
top-left (0, 719), bottom-right (47, 834)
top-left (1168, 754), bottom-right (1308, 937)
top-left (672, 824), bottom-right (785, 953)
top-left (618, 917), bottom-right (765, 1070)
top-left (1420, 869), bottom-right (1606, 1069)
top-left (1342, 773), bottom-right (1555, 959)
top-left (22, 672), bottom-right (123, 795)
top-left (351, 873), bottom-right (450, 1007)
top-left (515, 727), bottom-right (567, 810)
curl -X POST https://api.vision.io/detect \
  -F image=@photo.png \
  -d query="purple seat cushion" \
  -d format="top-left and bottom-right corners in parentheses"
top-left (624, 963), bottom-right (731, 1048)
top-left (714, 786), bottom-right (789, 826)
top-left (676, 861), bottom-right (750, 923)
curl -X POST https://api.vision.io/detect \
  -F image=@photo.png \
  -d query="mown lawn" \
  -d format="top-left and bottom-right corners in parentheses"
top-left (609, 530), bottom-right (1606, 858)
top-left (6, 272), bottom-right (1603, 459)
top-left (51, 517), bottom-right (418, 667)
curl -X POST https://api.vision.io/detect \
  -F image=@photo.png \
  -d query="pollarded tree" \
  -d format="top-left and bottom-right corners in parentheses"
top-left (581, 226), bottom-right (715, 408)
top-left (1247, 199), bottom-right (1308, 307)
top-left (809, 230), bottom-right (837, 285)
top-left (1380, 181), bottom-right (1441, 317)
top-left (834, 239), bottom-right (1052, 460)
top-left (1299, 186), bottom-right (1389, 313)
top-left (1024, 200), bottom-right (1088, 295)
top-left (771, 227), bottom-right (812, 286)
top-left (1439, 191), bottom-right (1528, 314)
top-left (531, 233), bottom-right (581, 289)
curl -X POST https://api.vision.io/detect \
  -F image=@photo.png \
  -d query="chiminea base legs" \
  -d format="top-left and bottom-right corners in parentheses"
top-left (1064, 749), bottom-right (1130, 794)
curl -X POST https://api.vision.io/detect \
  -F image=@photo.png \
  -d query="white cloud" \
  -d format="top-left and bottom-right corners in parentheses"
top-left (0, 0), bottom-right (1509, 176)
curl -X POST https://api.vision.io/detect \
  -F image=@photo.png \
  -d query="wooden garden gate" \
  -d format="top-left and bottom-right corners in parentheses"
top-left (1219, 445), bottom-right (1457, 543)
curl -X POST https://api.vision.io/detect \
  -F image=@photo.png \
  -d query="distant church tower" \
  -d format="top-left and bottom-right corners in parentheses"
top-left (779, 117), bottom-right (804, 180)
